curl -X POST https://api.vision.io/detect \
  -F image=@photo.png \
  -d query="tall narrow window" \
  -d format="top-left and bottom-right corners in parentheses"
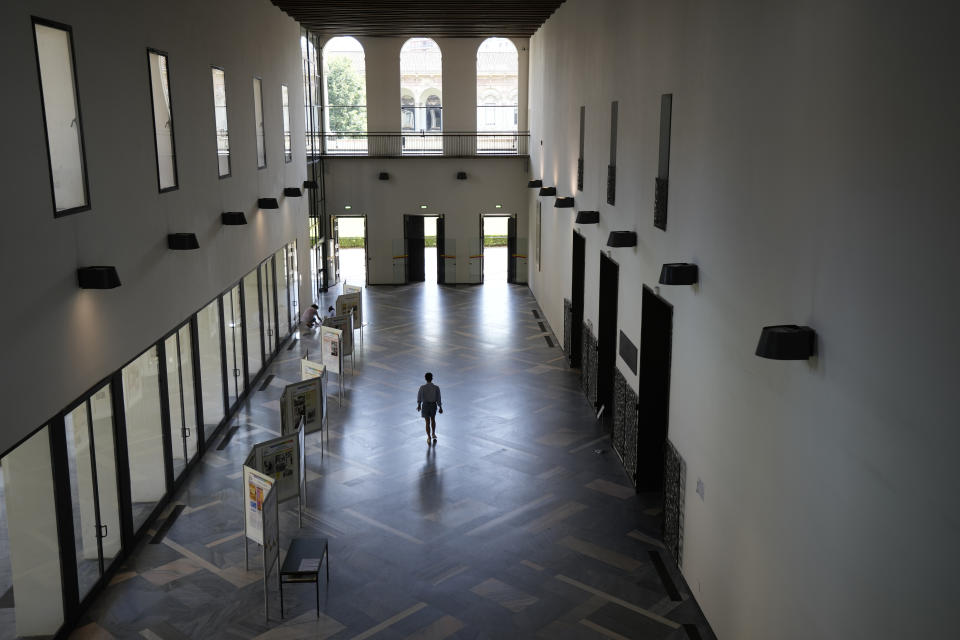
top-left (211, 67), bottom-right (230, 177)
top-left (282, 84), bottom-right (292, 162)
top-left (33, 18), bottom-right (90, 215)
top-left (476, 37), bottom-right (518, 148)
top-left (147, 50), bottom-right (177, 191)
top-left (253, 77), bottom-right (266, 168)
top-left (322, 36), bottom-right (367, 154)
top-left (400, 38), bottom-right (442, 154)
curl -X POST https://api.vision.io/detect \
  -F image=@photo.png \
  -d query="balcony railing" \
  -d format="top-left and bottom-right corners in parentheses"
top-left (311, 131), bottom-right (529, 157)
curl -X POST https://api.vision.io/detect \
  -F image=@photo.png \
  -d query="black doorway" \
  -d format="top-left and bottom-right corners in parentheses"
top-left (404, 214), bottom-right (425, 282)
top-left (435, 216), bottom-right (446, 284)
top-left (596, 253), bottom-right (619, 424)
top-left (506, 215), bottom-right (517, 283)
top-left (571, 231), bottom-right (585, 367)
top-left (636, 285), bottom-right (673, 490)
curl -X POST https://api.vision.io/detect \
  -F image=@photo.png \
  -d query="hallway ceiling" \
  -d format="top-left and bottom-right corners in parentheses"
top-left (271, 0), bottom-right (566, 38)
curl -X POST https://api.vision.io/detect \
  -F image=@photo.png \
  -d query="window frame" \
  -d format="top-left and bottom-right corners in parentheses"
top-left (282, 84), bottom-right (292, 163)
top-left (211, 65), bottom-right (231, 179)
top-left (253, 76), bottom-right (266, 170)
top-left (32, 16), bottom-right (92, 218)
top-left (146, 48), bottom-right (179, 193)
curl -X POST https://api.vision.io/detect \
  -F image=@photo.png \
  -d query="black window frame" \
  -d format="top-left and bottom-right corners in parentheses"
top-left (146, 48), bottom-right (179, 193)
top-left (253, 75), bottom-right (267, 170)
top-left (211, 65), bottom-right (232, 179)
top-left (32, 16), bottom-right (92, 218)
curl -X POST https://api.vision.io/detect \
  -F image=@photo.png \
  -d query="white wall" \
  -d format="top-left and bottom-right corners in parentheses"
top-left (0, 0), bottom-right (309, 455)
top-left (324, 157), bottom-right (528, 284)
top-left (528, 1), bottom-right (960, 638)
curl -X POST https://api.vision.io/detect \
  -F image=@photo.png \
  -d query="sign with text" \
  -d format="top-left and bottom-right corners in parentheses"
top-left (243, 466), bottom-right (275, 545)
top-left (300, 358), bottom-right (325, 381)
top-left (321, 326), bottom-right (342, 376)
top-left (281, 377), bottom-right (323, 434)
top-left (337, 291), bottom-right (362, 326)
top-left (323, 313), bottom-right (353, 356)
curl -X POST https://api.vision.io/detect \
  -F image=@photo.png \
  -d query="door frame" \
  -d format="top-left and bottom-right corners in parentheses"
top-left (479, 212), bottom-right (517, 284)
top-left (331, 213), bottom-right (369, 286)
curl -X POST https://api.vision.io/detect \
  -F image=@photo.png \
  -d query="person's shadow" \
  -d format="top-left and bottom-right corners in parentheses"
top-left (418, 446), bottom-right (443, 515)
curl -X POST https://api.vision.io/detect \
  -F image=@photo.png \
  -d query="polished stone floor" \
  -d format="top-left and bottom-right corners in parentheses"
top-left (70, 281), bottom-right (716, 639)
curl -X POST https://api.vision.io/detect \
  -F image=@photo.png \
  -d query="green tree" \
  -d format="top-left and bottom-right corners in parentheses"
top-left (326, 56), bottom-right (366, 133)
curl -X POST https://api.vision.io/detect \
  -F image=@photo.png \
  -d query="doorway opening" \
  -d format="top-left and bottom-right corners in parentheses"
top-left (481, 214), bottom-right (516, 283)
top-left (637, 285), bottom-right (674, 491)
top-left (596, 253), bottom-right (619, 428)
top-left (570, 231), bottom-right (585, 367)
top-left (403, 214), bottom-right (444, 284)
top-left (332, 215), bottom-right (367, 286)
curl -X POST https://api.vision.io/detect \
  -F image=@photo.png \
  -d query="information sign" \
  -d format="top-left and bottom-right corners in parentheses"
top-left (321, 326), bottom-right (342, 376)
top-left (243, 466), bottom-right (274, 545)
top-left (280, 377), bottom-right (323, 434)
top-left (300, 358), bottom-right (325, 380)
top-left (323, 313), bottom-right (354, 356)
top-left (343, 284), bottom-right (363, 325)
top-left (337, 292), bottom-right (362, 327)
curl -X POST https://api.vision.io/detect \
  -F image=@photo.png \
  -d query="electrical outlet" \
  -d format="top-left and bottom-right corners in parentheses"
top-left (696, 477), bottom-right (705, 501)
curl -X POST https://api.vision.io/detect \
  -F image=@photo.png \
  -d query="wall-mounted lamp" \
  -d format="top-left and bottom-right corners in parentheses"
top-left (378, 172), bottom-right (390, 181)
top-left (658, 263), bottom-right (698, 285)
top-left (606, 231), bottom-right (637, 247)
top-left (222, 211), bottom-right (247, 225)
top-left (756, 325), bottom-right (816, 360)
top-left (168, 233), bottom-right (200, 250)
top-left (554, 196), bottom-right (575, 208)
top-left (258, 197), bottom-right (279, 209)
top-left (456, 171), bottom-right (468, 180)
top-left (420, 205), bottom-right (428, 209)
top-left (527, 179), bottom-right (543, 188)
top-left (77, 266), bottom-right (121, 289)
top-left (303, 179), bottom-right (318, 189)
top-left (344, 205), bottom-right (352, 210)
top-left (538, 186), bottom-right (556, 197)
top-left (575, 210), bottom-right (600, 224)
top-left (284, 187), bottom-right (302, 197)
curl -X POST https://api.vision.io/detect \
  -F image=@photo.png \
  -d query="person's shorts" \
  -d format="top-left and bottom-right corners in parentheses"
top-left (421, 402), bottom-right (437, 418)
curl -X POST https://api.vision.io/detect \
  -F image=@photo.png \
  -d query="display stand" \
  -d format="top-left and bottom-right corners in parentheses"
top-left (241, 467), bottom-right (279, 621)
top-left (322, 313), bottom-right (354, 374)
top-left (338, 288), bottom-right (364, 346)
top-left (243, 418), bottom-right (306, 572)
top-left (320, 325), bottom-right (345, 406)
top-left (297, 356), bottom-right (329, 455)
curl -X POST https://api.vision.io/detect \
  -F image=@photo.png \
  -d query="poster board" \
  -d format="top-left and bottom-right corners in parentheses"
top-left (300, 358), bottom-right (325, 380)
top-left (254, 428), bottom-right (301, 503)
top-left (243, 466), bottom-right (275, 545)
top-left (321, 326), bottom-right (342, 376)
top-left (280, 377), bottom-right (323, 435)
top-left (343, 284), bottom-right (363, 325)
top-left (337, 291), bottom-right (362, 327)
top-left (323, 313), bottom-right (354, 356)
top-left (262, 483), bottom-right (279, 577)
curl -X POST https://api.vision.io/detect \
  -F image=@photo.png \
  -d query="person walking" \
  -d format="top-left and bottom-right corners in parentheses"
top-left (417, 372), bottom-right (443, 444)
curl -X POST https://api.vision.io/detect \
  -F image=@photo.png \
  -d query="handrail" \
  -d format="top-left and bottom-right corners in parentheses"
top-left (309, 131), bottom-right (530, 158)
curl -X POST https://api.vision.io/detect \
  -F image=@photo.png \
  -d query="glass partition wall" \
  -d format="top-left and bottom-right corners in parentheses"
top-left (0, 243), bottom-right (300, 638)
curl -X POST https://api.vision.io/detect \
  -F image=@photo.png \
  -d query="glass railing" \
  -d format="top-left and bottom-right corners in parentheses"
top-left (312, 131), bottom-right (529, 157)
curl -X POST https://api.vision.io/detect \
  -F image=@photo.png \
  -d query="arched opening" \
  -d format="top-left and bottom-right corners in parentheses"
top-left (477, 38), bottom-right (519, 153)
top-left (322, 36), bottom-right (366, 154)
top-left (400, 38), bottom-right (442, 154)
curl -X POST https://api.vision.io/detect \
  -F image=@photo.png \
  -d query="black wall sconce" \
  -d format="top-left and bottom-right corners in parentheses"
top-left (606, 231), bottom-right (637, 247)
top-left (258, 197), bottom-right (279, 209)
top-left (658, 263), bottom-right (698, 285)
top-left (168, 233), bottom-right (200, 250)
top-left (538, 186), bottom-right (556, 197)
top-left (555, 196), bottom-right (575, 208)
top-left (222, 211), bottom-right (247, 225)
top-left (755, 325), bottom-right (816, 360)
top-left (302, 179), bottom-right (318, 190)
top-left (456, 171), bottom-right (467, 180)
top-left (284, 187), bottom-right (302, 197)
top-left (378, 172), bottom-right (390, 181)
top-left (575, 210), bottom-right (600, 224)
top-left (527, 179), bottom-right (543, 188)
top-left (77, 266), bottom-right (121, 289)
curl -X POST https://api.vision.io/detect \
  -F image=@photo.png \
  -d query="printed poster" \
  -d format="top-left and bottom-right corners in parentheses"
top-left (243, 466), bottom-right (274, 545)
top-left (337, 291), bottom-right (362, 326)
top-left (300, 358), bottom-right (325, 381)
top-left (343, 284), bottom-right (363, 325)
top-left (323, 314), bottom-right (353, 356)
top-left (321, 326), bottom-right (342, 376)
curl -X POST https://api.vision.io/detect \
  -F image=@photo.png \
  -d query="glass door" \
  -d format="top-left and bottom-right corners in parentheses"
top-left (163, 324), bottom-right (198, 481)
top-left (243, 269), bottom-right (263, 382)
top-left (63, 384), bottom-right (121, 602)
top-left (222, 285), bottom-right (244, 408)
top-left (260, 260), bottom-right (276, 356)
top-left (274, 248), bottom-right (289, 341)
top-left (288, 241), bottom-right (299, 327)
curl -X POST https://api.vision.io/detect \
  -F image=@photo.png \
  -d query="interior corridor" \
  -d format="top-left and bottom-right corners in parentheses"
top-left (71, 284), bottom-right (714, 639)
